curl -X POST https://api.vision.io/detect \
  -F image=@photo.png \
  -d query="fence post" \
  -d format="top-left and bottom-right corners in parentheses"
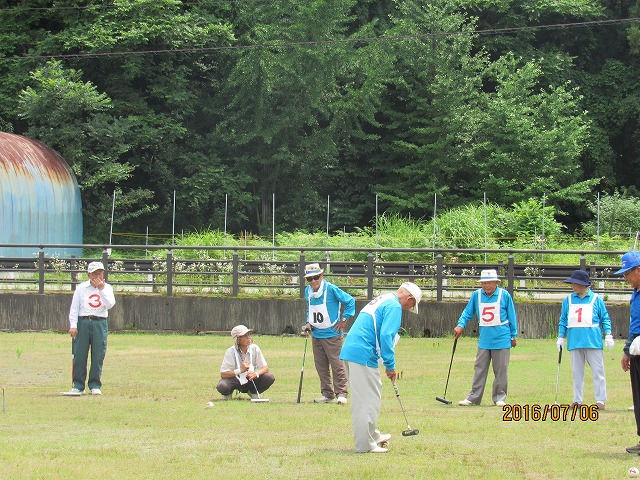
top-left (71, 255), bottom-right (78, 291)
top-left (232, 251), bottom-right (239, 296)
top-left (408, 258), bottom-right (414, 280)
top-left (580, 255), bottom-right (586, 270)
top-left (167, 250), bottom-right (173, 297)
top-left (436, 254), bottom-right (443, 302)
top-left (299, 252), bottom-right (306, 298)
top-left (367, 252), bottom-right (374, 300)
top-left (102, 250), bottom-right (109, 282)
top-left (507, 254), bottom-right (515, 295)
top-left (38, 249), bottom-right (45, 294)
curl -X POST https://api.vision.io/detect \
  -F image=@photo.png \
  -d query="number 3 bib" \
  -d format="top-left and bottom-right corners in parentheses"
top-left (478, 288), bottom-right (503, 327)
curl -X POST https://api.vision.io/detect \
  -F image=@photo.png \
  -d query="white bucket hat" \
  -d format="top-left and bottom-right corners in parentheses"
top-left (400, 282), bottom-right (423, 314)
top-left (304, 263), bottom-right (324, 278)
top-left (479, 269), bottom-right (500, 282)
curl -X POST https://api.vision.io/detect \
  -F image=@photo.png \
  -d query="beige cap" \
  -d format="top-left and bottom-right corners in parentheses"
top-left (230, 325), bottom-right (254, 339)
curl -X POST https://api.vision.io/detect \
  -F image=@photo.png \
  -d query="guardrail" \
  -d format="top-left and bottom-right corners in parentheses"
top-left (0, 244), bottom-right (630, 301)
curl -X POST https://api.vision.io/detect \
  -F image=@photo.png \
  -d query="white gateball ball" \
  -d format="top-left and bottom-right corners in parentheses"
top-left (207, 401), bottom-right (214, 407)
top-left (629, 467), bottom-right (639, 478)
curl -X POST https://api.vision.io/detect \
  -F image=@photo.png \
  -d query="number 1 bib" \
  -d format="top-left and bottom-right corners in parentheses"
top-left (567, 294), bottom-right (596, 328)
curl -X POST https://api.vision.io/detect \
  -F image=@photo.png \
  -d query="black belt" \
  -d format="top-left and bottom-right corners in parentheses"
top-left (79, 316), bottom-right (107, 321)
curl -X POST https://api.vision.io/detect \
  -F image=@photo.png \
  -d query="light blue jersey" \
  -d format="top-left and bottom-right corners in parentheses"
top-left (456, 287), bottom-right (517, 350)
top-left (305, 280), bottom-right (355, 339)
top-left (340, 293), bottom-right (402, 369)
top-left (558, 289), bottom-right (611, 350)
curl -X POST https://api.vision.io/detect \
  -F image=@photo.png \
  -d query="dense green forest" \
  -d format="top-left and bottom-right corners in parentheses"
top-left (1, 0), bottom-right (639, 243)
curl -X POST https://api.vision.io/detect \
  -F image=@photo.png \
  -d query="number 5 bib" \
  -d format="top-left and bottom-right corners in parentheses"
top-left (478, 288), bottom-right (503, 327)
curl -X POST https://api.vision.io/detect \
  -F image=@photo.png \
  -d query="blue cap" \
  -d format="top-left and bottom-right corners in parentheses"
top-left (563, 270), bottom-right (590, 286)
top-left (614, 252), bottom-right (640, 275)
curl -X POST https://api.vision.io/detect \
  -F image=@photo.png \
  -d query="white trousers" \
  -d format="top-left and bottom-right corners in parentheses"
top-left (570, 348), bottom-right (607, 403)
top-left (344, 361), bottom-right (386, 452)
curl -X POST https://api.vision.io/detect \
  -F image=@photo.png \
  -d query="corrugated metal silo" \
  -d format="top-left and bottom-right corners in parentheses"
top-left (0, 132), bottom-right (83, 257)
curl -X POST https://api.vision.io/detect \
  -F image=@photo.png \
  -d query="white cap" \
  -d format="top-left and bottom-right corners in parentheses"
top-left (87, 261), bottom-right (105, 273)
top-left (400, 282), bottom-right (423, 314)
top-left (479, 269), bottom-right (500, 282)
top-left (230, 325), bottom-right (254, 339)
top-left (304, 263), bottom-right (324, 278)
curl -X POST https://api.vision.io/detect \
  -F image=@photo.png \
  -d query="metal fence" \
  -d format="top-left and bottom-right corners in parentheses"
top-left (0, 243), bottom-right (630, 301)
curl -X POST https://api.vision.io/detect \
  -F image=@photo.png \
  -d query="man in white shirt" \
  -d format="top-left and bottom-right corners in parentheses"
top-left (216, 325), bottom-right (275, 400)
top-left (67, 261), bottom-right (116, 395)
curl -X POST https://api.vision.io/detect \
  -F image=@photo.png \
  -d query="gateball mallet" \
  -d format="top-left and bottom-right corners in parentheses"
top-left (391, 381), bottom-right (419, 436)
top-left (250, 378), bottom-right (269, 403)
top-left (436, 337), bottom-right (458, 405)
top-left (296, 326), bottom-right (310, 403)
top-left (554, 345), bottom-right (563, 405)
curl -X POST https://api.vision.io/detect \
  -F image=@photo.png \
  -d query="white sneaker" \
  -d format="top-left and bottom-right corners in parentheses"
top-left (495, 400), bottom-right (506, 407)
top-left (369, 446), bottom-right (388, 453)
top-left (458, 399), bottom-right (474, 406)
top-left (377, 433), bottom-right (392, 445)
top-left (90, 388), bottom-right (102, 395)
top-left (65, 387), bottom-right (83, 395)
top-left (314, 396), bottom-right (336, 403)
top-left (336, 396), bottom-right (347, 405)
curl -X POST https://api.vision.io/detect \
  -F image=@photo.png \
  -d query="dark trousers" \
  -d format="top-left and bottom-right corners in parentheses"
top-left (73, 317), bottom-right (108, 391)
top-left (631, 356), bottom-right (640, 436)
top-left (216, 373), bottom-right (275, 396)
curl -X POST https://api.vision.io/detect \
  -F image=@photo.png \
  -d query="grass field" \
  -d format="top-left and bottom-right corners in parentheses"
top-left (0, 332), bottom-right (637, 479)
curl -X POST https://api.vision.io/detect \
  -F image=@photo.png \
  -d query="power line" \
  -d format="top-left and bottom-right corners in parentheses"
top-left (1, 17), bottom-right (638, 62)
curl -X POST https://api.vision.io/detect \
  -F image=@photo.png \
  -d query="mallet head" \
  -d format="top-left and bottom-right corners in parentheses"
top-left (435, 396), bottom-right (452, 405)
top-left (402, 428), bottom-right (419, 436)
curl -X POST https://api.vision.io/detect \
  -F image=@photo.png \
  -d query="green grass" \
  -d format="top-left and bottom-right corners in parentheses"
top-left (0, 332), bottom-right (636, 479)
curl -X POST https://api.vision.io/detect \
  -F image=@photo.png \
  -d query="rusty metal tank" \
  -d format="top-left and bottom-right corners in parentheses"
top-left (0, 132), bottom-right (82, 257)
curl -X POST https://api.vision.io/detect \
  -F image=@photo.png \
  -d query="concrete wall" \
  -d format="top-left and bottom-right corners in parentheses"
top-left (0, 293), bottom-right (632, 340)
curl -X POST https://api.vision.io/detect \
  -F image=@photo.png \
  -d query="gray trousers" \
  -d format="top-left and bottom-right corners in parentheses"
top-left (344, 361), bottom-right (387, 452)
top-left (465, 348), bottom-right (510, 405)
top-left (312, 335), bottom-right (347, 398)
top-left (570, 348), bottom-right (606, 403)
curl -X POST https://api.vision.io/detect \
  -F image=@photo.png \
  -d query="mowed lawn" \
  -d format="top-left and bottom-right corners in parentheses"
top-left (0, 331), bottom-right (636, 479)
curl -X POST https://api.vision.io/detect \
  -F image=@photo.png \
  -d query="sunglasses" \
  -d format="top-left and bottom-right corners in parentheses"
top-left (306, 275), bottom-right (321, 282)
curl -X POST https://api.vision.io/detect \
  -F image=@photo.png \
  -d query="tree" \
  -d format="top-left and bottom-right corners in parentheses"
top-left (17, 60), bottom-right (157, 243)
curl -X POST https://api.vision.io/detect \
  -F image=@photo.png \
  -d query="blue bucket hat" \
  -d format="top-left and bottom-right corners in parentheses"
top-left (563, 270), bottom-right (590, 286)
top-left (615, 251), bottom-right (640, 275)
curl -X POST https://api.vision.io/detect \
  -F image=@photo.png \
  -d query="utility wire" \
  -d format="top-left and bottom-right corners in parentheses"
top-left (1, 17), bottom-right (638, 62)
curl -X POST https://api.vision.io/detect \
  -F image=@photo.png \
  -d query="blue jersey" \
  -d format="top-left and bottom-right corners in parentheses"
top-left (558, 290), bottom-right (611, 350)
top-left (456, 287), bottom-right (517, 350)
top-left (340, 293), bottom-right (402, 369)
top-left (305, 280), bottom-right (355, 339)
top-left (623, 289), bottom-right (640, 355)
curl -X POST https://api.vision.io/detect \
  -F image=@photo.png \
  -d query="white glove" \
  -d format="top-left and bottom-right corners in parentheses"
top-left (605, 334), bottom-right (614, 350)
top-left (556, 337), bottom-right (564, 352)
